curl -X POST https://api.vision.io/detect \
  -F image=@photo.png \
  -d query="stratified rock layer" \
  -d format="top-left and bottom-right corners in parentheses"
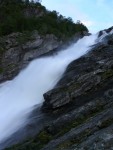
top-left (41, 30), bottom-right (113, 150)
top-left (0, 31), bottom-right (62, 82)
top-left (0, 31), bottom-right (83, 83)
top-left (3, 27), bottom-right (113, 150)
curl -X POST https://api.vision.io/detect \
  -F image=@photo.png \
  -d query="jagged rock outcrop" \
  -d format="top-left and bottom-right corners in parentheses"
top-left (40, 28), bottom-right (113, 150)
top-left (0, 31), bottom-right (84, 83)
top-left (4, 27), bottom-right (113, 150)
top-left (0, 31), bottom-right (62, 82)
top-left (43, 43), bottom-right (113, 110)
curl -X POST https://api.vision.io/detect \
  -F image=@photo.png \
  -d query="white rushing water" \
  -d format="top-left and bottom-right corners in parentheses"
top-left (0, 33), bottom-right (98, 143)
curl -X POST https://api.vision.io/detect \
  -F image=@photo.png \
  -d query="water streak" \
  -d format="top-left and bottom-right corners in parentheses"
top-left (0, 33), bottom-right (98, 143)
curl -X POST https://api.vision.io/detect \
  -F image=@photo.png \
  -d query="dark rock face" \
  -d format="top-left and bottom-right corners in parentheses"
top-left (43, 43), bottom-right (113, 110)
top-left (2, 30), bottom-right (113, 150)
top-left (0, 31), bottom-right (84, 149)
top-left (40, 33), bottom-right (113, 149)
top-left (98, 26), bottom-right (113, 37)
top-left (0, 31), bottom-right (63, 82)
top-left (0, 31), bottom-right (83, 83)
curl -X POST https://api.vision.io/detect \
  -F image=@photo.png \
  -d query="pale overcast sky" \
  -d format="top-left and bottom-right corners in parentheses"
top-left (42, 0), bottom-right (113, 33)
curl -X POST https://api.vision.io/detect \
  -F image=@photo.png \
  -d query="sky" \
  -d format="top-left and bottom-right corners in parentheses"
top-left (42, 0), bottom-right (113, 33)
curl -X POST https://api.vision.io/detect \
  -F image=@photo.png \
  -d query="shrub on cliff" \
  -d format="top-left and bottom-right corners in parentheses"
top-left (0, 0), bottom-right (88, 38)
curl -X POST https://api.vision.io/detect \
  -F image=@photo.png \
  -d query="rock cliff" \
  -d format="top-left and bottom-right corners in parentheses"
top-left (0, 31), bottom-right (84, 83)
top-left (0, 31), bottom-right (62, 82)
top-left (4, 27), bottom-right (113, 150)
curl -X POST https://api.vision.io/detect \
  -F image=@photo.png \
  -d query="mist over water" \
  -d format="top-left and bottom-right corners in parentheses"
top-left (0, 33), bottom-right (98, 143)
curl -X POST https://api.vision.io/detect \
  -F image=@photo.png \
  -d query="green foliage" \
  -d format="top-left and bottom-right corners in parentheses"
top-left (0, 0), bottom-right (88, 39)
top-left (17, 31), bottom-right (34, 44)
top-left (0, 67), bottom-right (4, 73)
top-left (5, 130), bottom-right (52, 150)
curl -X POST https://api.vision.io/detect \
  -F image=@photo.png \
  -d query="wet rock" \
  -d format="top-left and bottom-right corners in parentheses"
top-left (43, 43), bottom-right (113, 110)
top-left (2, 28), bottom-right (113, 150)
top-left (0, 31), bottom-right (83, 83)
top-left (0, 32), bottom-right (62, 82)
top-left (98, 26), bottom-right (113, 37)
top-left (38, 31), bottom-right (113, 150)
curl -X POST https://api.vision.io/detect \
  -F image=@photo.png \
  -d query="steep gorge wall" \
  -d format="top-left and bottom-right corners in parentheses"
top-left (4, 27), bottom-right (113, 150)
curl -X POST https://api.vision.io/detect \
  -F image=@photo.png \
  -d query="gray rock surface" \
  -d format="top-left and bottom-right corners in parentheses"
top-left (40, 30), bottom-right (113, 150)
top-left (0, 30), bottom-right (83, 150)
top-left (0, 31), bottom-right (62, 82)
top-left (1, 28), bottom-right (113, 150)
top-left (0, 31), bottom-right (83, 83)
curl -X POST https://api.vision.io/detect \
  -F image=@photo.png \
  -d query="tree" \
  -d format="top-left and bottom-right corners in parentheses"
top-left (76, 20), bottom-right (81, 24)
top-left (25, 0), bottom-right (29, 4)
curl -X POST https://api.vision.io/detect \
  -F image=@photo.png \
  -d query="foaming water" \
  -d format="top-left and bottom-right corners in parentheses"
top-left (0, 33), bottom-right (98, 143)
top-left (98, 29), bottom-right (113, 42)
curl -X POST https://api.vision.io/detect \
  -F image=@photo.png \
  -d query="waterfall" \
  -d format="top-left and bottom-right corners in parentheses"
top-left (0, 33), bottom-right (98, 143)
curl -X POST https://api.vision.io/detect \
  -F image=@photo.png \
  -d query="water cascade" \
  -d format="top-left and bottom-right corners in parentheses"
top-left (0, 33), bottom-right (98, 143)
